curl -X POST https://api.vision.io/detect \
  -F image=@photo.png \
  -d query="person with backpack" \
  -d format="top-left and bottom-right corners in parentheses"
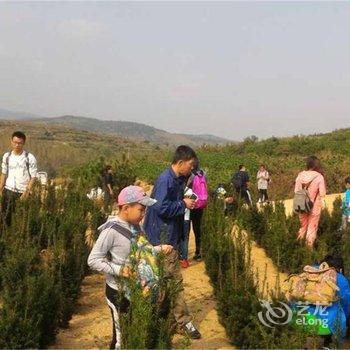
top-left (88, 185), bottom-right (158, 349)
top-left (257, 164), bottom-right (270, 203)
top-left (190, 161), bottom-right (208, 261)
top-left (144, 145), bottom-right (201, 340)
top-left (0, 131), bottom-right (37, 227)
top-left (294, 156), bottom-right (326, 248)
top-left (179, 161), bottom-right (208, 266)
top-left (232, 164), bottom-right (252, 207)
top-left (179, 178), bottom-right (195, 268)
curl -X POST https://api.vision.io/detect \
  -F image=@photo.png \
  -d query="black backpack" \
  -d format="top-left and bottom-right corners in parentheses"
top-left (232, 172), bottom-right (243, 189)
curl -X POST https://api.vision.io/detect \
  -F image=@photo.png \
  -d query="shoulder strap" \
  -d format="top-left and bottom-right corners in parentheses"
top-left (304, 175), bottom-right (318, 190)
top-left (4, 151), bottom-right (11, 177)
top-left (103, 221), bottom-right (133, 240)
top-left (25, 151), bottom-right (31, 179)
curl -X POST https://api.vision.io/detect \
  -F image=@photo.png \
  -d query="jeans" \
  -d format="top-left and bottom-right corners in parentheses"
top-left (179, 220), bottom-right (190, 260)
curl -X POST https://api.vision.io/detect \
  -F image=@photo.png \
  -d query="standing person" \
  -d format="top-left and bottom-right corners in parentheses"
top-left (144, 145), bottom-right (201, 339)
top-left (88, 185), bottom-right (157, 349)
top-left (339, 177), bottom-right (350, 232)
top-left (190, 161), bottom-right (208, 261)
top-left (294, 156), bottom-right (326, 249)
top-left (232, 164), bottom-right (252, 207)
top-left (257, 164), bottom-right (270, 203)
top-left (179, 178), bottom-right (195, 269)
top-left (0, 131), bottom-right (37, 227)
top-left (179, 160), bottom-right (209, 267)
top-left (101, 165), bottom-right (115, 214)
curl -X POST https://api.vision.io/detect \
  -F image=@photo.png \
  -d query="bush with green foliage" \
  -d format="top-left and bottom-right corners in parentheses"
top-left (0, 185), bottom-right (103, 348)
top-left (237, 197), bottom-right (347, 275)
top-left (202, 198), bottom-right (307, 349)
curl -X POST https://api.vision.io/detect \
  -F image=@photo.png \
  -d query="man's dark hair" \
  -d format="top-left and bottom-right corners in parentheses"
top-left (345, 177), bottom-right (350, 185)
top-left (322, 254), bottom-right (344, 273)
top-left (172, 145), bottom-right (197, 164)
top-left (239, 164), bottom-right (244, 170)
top-left (12, 131), bottom-right (26, 142)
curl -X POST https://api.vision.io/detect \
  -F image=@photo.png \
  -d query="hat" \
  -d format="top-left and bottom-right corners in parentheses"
top-left (118, 185), bottom-right (157, 207)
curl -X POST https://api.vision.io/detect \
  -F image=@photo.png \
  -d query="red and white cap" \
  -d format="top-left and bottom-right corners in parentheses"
top-left (117, 185), bottom-right (157, 207)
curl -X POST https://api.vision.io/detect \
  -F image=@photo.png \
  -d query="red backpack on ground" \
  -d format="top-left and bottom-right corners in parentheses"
top-left (192, 172), bottom-right (208, 209)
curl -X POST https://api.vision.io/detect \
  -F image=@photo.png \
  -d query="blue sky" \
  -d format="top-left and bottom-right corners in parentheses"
top-left (0, 1), bottom-right (349, 140)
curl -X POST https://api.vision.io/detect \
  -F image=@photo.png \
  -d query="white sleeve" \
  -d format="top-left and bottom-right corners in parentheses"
top-left (28, 153), bottom-right (38, 178)
top-left (1, 153), bottom-right (8, 175)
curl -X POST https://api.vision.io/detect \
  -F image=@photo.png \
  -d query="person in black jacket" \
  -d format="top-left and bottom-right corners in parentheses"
top-left (101, 165), bottom-right (115, 214)
top-left (232, 164), bottom-right (252, 207)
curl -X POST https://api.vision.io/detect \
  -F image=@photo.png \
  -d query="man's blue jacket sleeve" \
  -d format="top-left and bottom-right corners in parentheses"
top-left (153, 177), bottom-right (186, 218)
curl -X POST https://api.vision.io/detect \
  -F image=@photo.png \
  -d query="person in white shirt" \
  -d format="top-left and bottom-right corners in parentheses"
top-left (257, 164), bottom-right (270, 203)
top-left (0, 131), bottom-right (37, 226)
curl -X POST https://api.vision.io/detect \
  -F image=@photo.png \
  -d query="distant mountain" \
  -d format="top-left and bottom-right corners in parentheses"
top-left (0, 108), bottom-right (42, 120)
top-left (33, 115), bottom-right (229, 146)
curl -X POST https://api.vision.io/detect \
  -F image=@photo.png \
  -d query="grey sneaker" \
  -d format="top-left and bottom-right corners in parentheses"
top-left (183, 321), bottom-right (201, 339)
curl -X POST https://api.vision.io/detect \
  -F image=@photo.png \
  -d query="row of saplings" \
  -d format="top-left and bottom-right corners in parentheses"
top-left (0, 181), bottom-right (181, 349)
top-left (202, 195), bottom-right (350, 349)
top-left (0, 184), bottom-right (104, 348)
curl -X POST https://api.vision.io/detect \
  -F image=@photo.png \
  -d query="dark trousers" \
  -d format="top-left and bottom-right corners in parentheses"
top-left (0, 189), bottom-right (21, 227)
top-left (258, 189), bottom-right (268, 202)
top-left (236, 187), bottom-right (252, 207)
top-left (190, 208), bottom-right (203, 255)
top-left (105, 284), bottom-right (130, 350)
top-left (103, 190), bottom-right (113, 214)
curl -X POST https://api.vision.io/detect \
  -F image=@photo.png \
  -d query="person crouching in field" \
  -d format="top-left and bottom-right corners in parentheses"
top-left (144, 145), bottom-right (201, 339)
top-left (294, 156), bottom-right (326, 249)
top-left (88, 186), bottom-right (158, 349)
top-left (0, 131), bottom-right (37, 227)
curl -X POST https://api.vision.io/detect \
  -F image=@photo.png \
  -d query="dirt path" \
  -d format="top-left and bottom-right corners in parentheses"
top-left (232, 225), bottom-right (287, 300)
top-left (234, 193), bottom-right (344, 300)
top-left (53, 231), bottom-right (233, 349)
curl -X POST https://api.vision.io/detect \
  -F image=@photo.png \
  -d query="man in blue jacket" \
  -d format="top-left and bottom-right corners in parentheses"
top-left (144, 145), bottom-right (201, 339)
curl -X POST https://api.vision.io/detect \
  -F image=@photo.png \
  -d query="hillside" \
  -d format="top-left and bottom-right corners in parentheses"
top-left (0, 108), bottom-right (42, 120)
top-left (1, 116), bottom-right (349, 200)
top-left (197, 127), bottom-right (350, 199)
top-left (0, 120), bottom-right (163, 177)
top-left (31, 115), bottom-right (229, 146)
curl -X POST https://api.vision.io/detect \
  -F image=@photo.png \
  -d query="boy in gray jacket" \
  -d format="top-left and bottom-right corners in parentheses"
top-left (88, 185), bottom-right (157, 349)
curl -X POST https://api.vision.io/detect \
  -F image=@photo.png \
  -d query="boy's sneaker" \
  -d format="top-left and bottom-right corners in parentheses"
top-left (193, 253), bottom-right (201, 261)
top-left (180, 259), bottom-right (189, 268)
top-left (183, 321), bottom-right (201, 339)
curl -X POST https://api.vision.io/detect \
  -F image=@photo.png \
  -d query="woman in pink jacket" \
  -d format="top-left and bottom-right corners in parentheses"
top-left (294, 156), bottom-right (326, 249)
